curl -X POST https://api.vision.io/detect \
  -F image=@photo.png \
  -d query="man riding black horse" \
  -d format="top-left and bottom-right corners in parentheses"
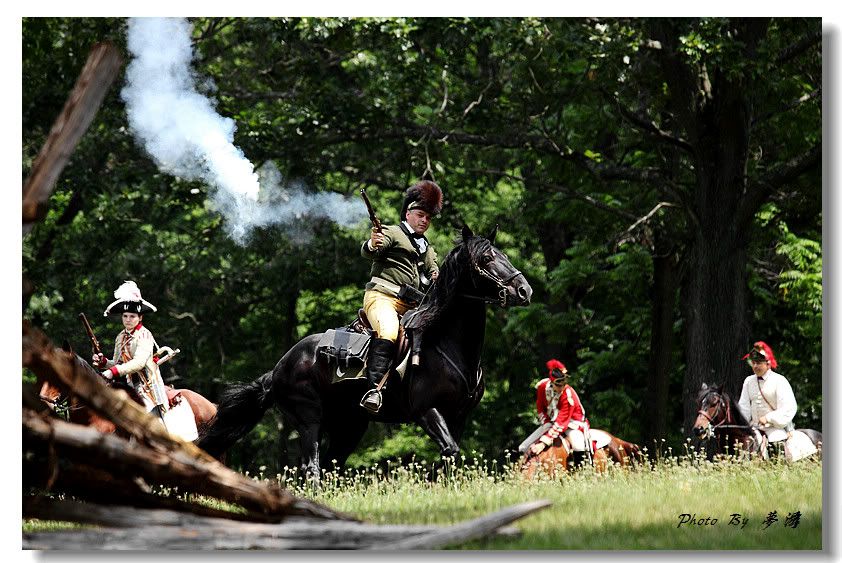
top-left (359, 180), bottom-right (443, 413)
top-left (198, 222), bottom-right (532, 484)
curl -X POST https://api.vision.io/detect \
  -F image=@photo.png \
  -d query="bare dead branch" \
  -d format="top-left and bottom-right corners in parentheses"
top-left (614, 202), bottom-right (678, 249)
top-left (22, 42), bottom-right (123, 235)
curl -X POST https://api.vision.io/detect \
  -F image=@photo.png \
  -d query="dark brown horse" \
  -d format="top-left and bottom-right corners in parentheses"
top-left (521, 429), bottom-right (641, 478)
top-left (198, 225), bottom-right (533, 483)
top-left (39, 353), bottom-right (217, 438)
top-left (692, 383), bottom-right (822, 460)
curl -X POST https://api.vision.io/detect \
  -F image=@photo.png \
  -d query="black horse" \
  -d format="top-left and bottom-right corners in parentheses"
top-left (198, 225), bottom-right (532, 482)
top-left (692, 383), bottom-right (822, 461)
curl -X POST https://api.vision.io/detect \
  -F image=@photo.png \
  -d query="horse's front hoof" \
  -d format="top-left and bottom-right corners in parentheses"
top-left (441, 446), bottom-right (460, 458)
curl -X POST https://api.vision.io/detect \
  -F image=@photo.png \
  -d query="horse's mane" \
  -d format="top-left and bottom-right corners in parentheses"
top-left (404, 235), bottom-right (491, 331)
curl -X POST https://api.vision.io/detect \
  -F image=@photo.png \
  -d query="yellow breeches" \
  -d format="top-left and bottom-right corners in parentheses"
top-left (363, 290), bottom-right (413, 342)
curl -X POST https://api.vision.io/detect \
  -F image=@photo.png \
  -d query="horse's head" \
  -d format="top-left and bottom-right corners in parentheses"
top-left (38, 379), bottom-right (63, 411)
top-left (36, 342), bottom-right (78, 410)
top-left (459, 224), bottom-right (532, 307)
top-left (693, 383), bottom-right (730, 439)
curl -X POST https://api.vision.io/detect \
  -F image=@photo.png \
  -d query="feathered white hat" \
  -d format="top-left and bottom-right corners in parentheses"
top-left (103, 281), bottom-right (158, 317)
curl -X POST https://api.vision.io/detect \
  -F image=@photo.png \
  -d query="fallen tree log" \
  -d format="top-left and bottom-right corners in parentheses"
top-left (23, 465), bottom-right (288, 525)
top-left (23, 407), bottom-right (350, 521)
top-left (23, 498), bottom-right (536, 550)
top-left (374, 499), bottom-right (552, 550)
top-left (23, 322), bottom-right (348, 521)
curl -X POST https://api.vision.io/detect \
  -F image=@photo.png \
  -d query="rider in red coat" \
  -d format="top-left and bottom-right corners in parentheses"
top-left (528, 359), bottom-right (590, 464)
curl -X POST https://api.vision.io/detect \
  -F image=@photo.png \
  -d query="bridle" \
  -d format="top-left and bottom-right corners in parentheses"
top-left (38, 390), bottom-right (74, 418)
top-left (696, 390), bottom-right (753, 438)
top-left (461, 247), bottom-right (524, 307)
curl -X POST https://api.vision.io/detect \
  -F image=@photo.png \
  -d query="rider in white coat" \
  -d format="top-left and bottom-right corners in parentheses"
top-left (93, 281), bottom-right (169, 427)
top-left (737, 341), bottom-right (796, 445)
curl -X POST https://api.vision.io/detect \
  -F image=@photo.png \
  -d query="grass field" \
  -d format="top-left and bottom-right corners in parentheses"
top-left (282, 450), bottom-right (823, 550)
top-left (25, 450), bottom-right (822, 550)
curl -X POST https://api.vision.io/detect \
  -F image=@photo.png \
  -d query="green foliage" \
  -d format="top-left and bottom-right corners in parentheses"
top-left (23, 17), bottom-right (821, 472)
top-left (295, 285), bottom-right (362, 339)
top-left (776, 227), bottom-right (822, 315)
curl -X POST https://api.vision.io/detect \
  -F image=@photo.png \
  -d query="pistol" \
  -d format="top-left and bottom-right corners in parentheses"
top-left (360, 188), bottom-right (382, 233)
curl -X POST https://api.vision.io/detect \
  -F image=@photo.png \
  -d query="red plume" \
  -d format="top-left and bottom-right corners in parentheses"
top-left (546, 359), bottom-right (567, 378)
top-left (741, 341), bottom-right (778, 369)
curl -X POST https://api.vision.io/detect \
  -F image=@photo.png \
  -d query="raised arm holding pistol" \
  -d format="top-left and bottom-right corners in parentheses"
top-left (361, 188), bottom-right (385, 250)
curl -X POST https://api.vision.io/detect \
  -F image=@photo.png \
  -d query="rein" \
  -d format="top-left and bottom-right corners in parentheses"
top-left (435, 343), bottom-right (483, 402)
top-left (697, 390), bottom-right (733, 432)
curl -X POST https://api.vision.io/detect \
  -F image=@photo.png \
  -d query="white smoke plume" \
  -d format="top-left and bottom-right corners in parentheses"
top-left (120, 17), bottom-right (365, 244)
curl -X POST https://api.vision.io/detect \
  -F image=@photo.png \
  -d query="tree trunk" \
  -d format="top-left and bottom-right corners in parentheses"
top-left (644, 233), bottom-right (679, 447)
top-left (670, 37), bottom-right (757, 436)
top-left (680, 234), bottom-right (751, 433)
top-left (680, 136), bottom-right (753, 432)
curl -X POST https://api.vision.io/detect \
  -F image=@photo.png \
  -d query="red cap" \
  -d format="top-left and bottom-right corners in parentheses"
top-left (546, 359), bottom-right (568, 379)
top-left (741, 341), bottom-right (778, 369)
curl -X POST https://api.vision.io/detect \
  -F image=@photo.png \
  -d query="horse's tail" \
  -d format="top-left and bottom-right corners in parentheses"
top-left (196, 371), bottom-right (275, 457)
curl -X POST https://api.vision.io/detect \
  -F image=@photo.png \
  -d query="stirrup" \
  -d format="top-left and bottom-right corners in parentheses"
top-left (360, 389), bottom-right (382, 413)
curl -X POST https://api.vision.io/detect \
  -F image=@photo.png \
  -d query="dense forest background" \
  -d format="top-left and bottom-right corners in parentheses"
top-left (22, 17), bottom-right (822, 473)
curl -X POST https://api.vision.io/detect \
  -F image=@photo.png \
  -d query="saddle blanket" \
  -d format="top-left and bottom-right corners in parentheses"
top-left (518, 424), bottom-right (612, 453)
top-left (162, 399), bottom-right (198, 442)
top-left (785, 430), bottom-right (818, 462)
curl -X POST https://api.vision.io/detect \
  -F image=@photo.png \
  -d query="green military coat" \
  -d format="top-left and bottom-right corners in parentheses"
top-left (362, 224), bottom-right (438, 297)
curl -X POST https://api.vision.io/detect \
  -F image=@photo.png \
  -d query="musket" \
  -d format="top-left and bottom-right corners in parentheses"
top-left (79, 312), bottom-right (103, 357)
top-left (360, 188), bottom-right (382, 233)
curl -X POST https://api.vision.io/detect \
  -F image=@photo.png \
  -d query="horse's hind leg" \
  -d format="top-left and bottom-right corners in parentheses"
top-left (323, 413), bottom-right (369, 472)
top-left (282, 400), bottom-right (323, 486)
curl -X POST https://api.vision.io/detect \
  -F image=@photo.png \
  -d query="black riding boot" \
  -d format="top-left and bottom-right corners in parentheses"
top-left (360, 337), bottom-right (395, 413)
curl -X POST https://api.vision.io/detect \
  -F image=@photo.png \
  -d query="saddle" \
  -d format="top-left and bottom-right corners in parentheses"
top-left (315, 309), bottom-right (411, 384)
top-left (353, 309), bottom-right (411, 364)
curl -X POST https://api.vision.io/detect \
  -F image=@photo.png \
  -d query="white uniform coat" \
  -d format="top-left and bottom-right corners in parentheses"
top-left (737, 369), bottom-right (796, 442)
top-left (104, 324), bottom-right (168, 412)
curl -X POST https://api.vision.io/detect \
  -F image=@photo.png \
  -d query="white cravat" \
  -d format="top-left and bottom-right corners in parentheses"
top-left (402, 221), bottom-right (428, 253)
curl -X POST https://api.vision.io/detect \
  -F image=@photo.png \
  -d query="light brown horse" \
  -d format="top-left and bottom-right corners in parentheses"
top-left (38, 375), bottom-right (147, 435)
top-left (521, 429), bottom-right (642, 479)
top-left (38, 353), bottom-right (217, 439)
top-left (165, 386), bottom-right (218, 434)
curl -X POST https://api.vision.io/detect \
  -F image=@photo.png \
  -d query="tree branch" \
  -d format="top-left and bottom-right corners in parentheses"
top-left (752, 87), bottom-right (821, 126)
top-left (739, 143), bottom-right (821, 229)
top-left (775, 28), bottom-right (822, 66)
top-left (475, 169), bottom-right (637, 221)
top-left (614, 202), bottom-right (678, 249)
top-left (602, 88), bottom-right (695, 154)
